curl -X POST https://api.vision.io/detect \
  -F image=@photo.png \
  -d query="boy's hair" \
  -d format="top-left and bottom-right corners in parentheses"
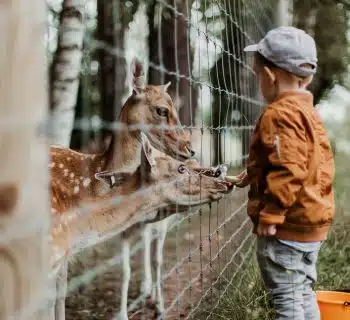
top-left (255, 52), bottom-right (313, 80)
top-left (254, 52), bottom-right (277, 70)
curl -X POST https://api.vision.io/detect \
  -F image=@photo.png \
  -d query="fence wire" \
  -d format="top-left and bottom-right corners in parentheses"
top-left (12, 0), bottom-right (276, 319)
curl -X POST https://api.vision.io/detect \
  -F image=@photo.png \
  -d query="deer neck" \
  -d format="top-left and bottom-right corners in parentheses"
top-left (50, 180), bottom-right (163, 265)
top-left (104, 129), bottom-right (141, 172)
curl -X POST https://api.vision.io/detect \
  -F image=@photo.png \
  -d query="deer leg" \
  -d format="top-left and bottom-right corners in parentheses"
top-left (118, 239), bottom-right (130, 320)
top-left (140, 224), bottom-right (153, 298)
top-left (47, 268), bottom-right (58, 320)
top-left (153, 219), bottom-right (167, 316)
top-left (55, 260), bottom-right (68, 320)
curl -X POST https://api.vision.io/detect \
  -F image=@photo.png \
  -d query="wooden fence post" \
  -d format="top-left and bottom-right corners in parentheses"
top-left (0, 0), bottom-right (50, 319)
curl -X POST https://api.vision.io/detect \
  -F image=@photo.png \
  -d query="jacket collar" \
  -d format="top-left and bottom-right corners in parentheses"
top-left (273, 90), bottom-right (314, 106)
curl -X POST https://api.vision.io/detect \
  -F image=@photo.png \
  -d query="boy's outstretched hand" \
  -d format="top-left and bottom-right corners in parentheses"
top-left (225, 169), bottom-right (249, 188)
top-left (257, 223), bottom-right (277, 236)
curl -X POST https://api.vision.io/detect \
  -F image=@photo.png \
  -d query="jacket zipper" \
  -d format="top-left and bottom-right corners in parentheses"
top-left (274, 135), bottom-right (281, 160)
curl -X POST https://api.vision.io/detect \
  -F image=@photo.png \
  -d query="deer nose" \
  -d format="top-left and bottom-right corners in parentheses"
top-left (226, 181), bottom-right (233, 189)
top-left (215, 180), bottom-right (227, 192)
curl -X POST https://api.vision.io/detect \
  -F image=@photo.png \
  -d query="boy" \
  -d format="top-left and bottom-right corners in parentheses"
top-left (227, 27), bottom-right (335, 319)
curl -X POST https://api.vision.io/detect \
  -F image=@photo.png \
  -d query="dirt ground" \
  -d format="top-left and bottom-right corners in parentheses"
top-left (65, 187), bottom-right (254, 320)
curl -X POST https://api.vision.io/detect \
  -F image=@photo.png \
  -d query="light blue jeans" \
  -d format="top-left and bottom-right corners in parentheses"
top-left (257, 237), bottom-right (322, 320)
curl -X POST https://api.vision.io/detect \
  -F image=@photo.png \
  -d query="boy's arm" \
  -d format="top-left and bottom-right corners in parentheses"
top-left (259, 107), bottom-right (308, 225)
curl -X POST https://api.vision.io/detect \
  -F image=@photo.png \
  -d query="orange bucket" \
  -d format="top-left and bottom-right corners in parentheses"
top-left (317, 290), bottom-right (350, 319)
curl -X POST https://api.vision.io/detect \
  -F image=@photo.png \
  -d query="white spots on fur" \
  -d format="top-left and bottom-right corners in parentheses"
top-left (60, 215), bottom-right (67, 225)
top-left (64, 169), bottom-right (69, 176)
top-left (51, 245), bottom-right (65, 265)
top-left (80, 176), bottom-right (84, 181)
top-left (67, 213), bottom-right (76, 222)
top-left (52, 223), bottom-right (62, 236)
top-left (49, 162), bottom-right (55, 168)
top-left (91, 155), bottom-right (96, 160)
top-left (60, 213), bottom-right (75, 226)
top-left (70, 172), bottom-right (75, 178)
top-left (97, 166), bottom-right (102, 172)
top-left (51, 208), bottom-right (57, 214)
top-left (83, 178), bottom-right (91, 187)
top-left (59, 163), bottom-right (64, 169)
top-left (53, 197), bottom-right (57, 203)
top-left (73, 186), bottom-right (80, 194)
top-left (67, 157), bottom-right (71, 161)
top-left (80, 157), bottom-right (84, 161)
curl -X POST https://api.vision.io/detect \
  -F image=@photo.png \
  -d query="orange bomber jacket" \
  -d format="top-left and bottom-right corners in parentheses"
top-left (247, 90), bottom-right (335, 242)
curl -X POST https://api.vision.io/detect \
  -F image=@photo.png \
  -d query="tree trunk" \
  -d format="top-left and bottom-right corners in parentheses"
top-left (148, 0), bottom-right (197, 126)
top-left (97, 0), bottom-right (127, 144)
top-left (0, 0), bottom-right (50, 318)
top-left (49, 0), bottom-right (85, 147)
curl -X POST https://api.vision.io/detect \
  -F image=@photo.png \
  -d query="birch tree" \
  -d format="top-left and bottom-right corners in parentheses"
top-left (97, 0), bottom-right (137, 144)
top-left (50, 0), bottom-right (86, 147)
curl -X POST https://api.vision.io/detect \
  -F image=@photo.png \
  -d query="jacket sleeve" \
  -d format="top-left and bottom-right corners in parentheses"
top-left (258, 107), bottom-right (308, 225)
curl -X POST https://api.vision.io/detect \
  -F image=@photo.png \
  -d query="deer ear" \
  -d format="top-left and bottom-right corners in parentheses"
top-left (131, 57), bottom-right (145, 95)
top-left (161, 81), bottom-right (171, 92)
top-left (140, 132), bottom-right (156, 168)
top-left (95, 171), bottom-right (126, 188)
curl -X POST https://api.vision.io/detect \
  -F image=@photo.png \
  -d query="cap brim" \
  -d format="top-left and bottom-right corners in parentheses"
top-left (243, 44), bottom-right (258, 52)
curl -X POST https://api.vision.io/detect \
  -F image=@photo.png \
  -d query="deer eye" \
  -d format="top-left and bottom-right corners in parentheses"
top-left (178, 164), bottom-right (186, 174)
top-left (156, 106), bottom-right (169, 117)
top-left (214, 169), bottom-right (222, 178)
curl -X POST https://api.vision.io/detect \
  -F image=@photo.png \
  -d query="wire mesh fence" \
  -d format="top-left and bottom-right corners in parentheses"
top-left (8, 0), bottom-right (276, 319)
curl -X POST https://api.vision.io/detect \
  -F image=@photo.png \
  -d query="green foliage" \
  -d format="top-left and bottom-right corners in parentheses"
top-left (294, 0), bottom-right (350, 103)
top-left (316, 217), bottom-right (350, 291)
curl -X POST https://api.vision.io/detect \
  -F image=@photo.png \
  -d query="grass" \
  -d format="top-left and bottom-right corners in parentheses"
top-left (195, 257), bottom-right (275, 320)
top-left (316, 152), bottom-right (350, 291)
top-left (194, 152), bottom-right (350, 319)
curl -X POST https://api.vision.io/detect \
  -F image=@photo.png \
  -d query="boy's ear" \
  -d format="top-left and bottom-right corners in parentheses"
top-left (300, 75), bottom-right (313, 89)
top-left (264, 66), bottom-right (276, 84)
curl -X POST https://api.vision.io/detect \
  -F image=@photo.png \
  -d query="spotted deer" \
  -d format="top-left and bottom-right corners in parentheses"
top-left (50, 133), bottom-right (231, 320)
top-left (49, 57), bottom-right (231, 318)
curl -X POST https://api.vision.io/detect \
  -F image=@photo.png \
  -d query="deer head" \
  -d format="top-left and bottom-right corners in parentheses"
top-left (118, 58), bottom-right (194, 161)
top-left (96, 133), bottom-right (231, 209)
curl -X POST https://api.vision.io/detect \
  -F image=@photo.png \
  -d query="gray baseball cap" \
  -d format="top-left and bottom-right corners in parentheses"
top-left (244, 26), bottom-right (317, 78)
